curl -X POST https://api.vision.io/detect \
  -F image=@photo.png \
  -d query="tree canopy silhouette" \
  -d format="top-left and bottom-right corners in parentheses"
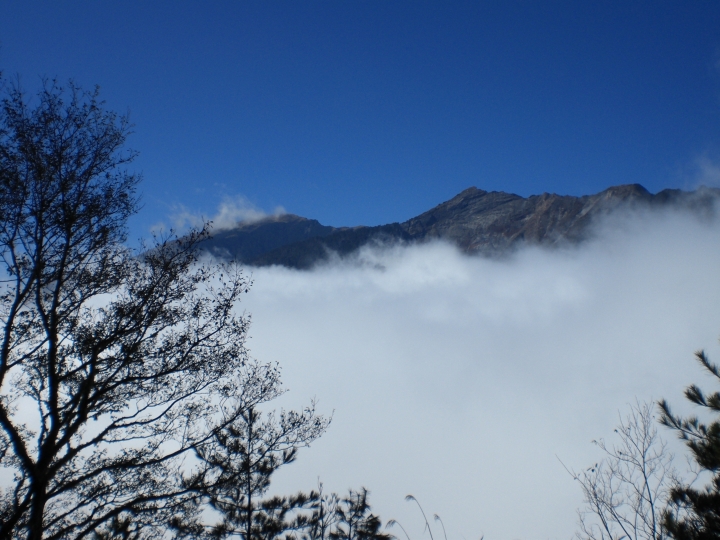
top-left (0, 79), bottom-right (261, 539)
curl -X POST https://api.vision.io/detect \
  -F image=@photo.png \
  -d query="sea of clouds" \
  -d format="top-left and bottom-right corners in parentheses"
top-left (234, 205), bottom-right (720, 540)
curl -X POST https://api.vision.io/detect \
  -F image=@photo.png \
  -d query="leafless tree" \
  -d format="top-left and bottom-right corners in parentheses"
top-left (0, 79), bottom-right (262, 539)
top-left (568, 401), bottom-right (677, 540)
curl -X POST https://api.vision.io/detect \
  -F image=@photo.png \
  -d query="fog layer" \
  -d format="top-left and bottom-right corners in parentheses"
top-left (234, 207), bottom-right (720, 540)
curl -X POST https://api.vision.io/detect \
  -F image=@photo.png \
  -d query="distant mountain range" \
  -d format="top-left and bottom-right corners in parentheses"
top-left (198, 184), bottom-right (720, 269)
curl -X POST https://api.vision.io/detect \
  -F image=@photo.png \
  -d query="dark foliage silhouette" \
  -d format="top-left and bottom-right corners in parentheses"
top-left (180, 361), bottom-right (330, 538)
top-left (660, 350), bottom-right (720, 539)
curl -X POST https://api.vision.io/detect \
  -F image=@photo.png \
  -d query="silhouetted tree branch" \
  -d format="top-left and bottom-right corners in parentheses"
top-left (0, 78), bottom-right (261, 539)
top-left (180, 361), bottom-right (331, 539)
top-left (569, 401), bottom-right (676, 540)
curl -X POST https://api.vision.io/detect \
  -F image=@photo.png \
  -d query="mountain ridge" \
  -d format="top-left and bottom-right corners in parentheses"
top-left (198, 184), bottom-right (720, 269)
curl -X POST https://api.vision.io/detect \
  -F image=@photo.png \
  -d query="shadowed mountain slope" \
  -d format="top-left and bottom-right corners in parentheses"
top-left (198, 184), bottom-right (720, 268)
top-left (199, 213), bottom-right (336, 261)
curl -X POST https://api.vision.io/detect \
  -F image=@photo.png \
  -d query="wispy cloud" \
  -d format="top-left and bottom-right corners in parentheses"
top-left (151, 195), bottom-right (286, 235)
top-left (688, 154), bottom-right (720, 188)
top-left (236, 206), bottom-right (720, 540)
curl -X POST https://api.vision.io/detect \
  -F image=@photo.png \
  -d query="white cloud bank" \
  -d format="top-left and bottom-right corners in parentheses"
top-left (236, 206), bottom-right (720, 540)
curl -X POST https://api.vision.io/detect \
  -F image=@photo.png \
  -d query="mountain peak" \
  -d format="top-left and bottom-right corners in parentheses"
top-left (597, 183), bottom-right (652, 200)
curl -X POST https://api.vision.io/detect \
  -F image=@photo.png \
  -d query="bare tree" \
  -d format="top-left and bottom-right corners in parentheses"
top-left (568, 401), bottom-right (677, 540)
top-left (0, 79), bottom-right (261, 539)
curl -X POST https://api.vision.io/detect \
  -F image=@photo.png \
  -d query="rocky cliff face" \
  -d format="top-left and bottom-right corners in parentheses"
top-left (197, 184), bottom-right (720, 268)
top-left (403, 184), bottom-right (719, 254)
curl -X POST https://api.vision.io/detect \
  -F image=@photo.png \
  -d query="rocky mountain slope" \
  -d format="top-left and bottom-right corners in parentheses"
top-left (198, 184), bottom-right (720, 268)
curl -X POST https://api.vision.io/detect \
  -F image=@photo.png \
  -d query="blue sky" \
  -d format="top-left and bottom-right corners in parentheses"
top-left (2, 1), bottom-right (720, 238)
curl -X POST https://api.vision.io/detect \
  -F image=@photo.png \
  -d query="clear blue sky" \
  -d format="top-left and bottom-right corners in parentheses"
top-left (2, 1), bottom-right (720, 238)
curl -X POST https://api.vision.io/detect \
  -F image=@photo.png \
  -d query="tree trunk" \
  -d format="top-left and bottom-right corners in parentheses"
top-left (28, 481), bottom-right (47, 540)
